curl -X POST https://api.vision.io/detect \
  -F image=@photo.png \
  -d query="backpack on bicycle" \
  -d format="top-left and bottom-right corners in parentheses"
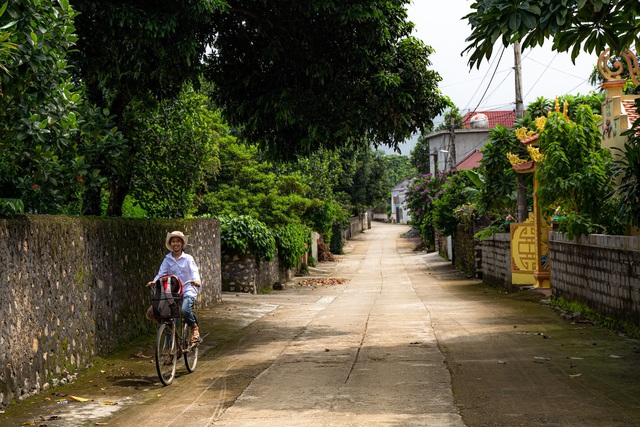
top-left (151, 275), bottom-right (184, 319)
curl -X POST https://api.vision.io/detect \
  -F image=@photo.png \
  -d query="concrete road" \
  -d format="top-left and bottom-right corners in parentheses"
top-left (210, 223), bottom-right (464, 427)
top-left (3, 222), bottom-right (640, 427)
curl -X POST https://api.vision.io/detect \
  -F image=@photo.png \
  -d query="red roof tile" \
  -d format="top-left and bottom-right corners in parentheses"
top-left (462, 110), bottom-right (519, 129)
top-left (622, 100), bottom-right (640, 127)
top-left (456, 150), bottom-right (482, 171)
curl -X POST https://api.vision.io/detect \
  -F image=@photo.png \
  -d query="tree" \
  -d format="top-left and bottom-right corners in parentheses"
top-left (198, 140), bottom-right (300, 225)
top-left (0, 2), bottom-right (16, 96)
top-left (463, 0), bottom-right (640, 68)
top-left (411, 133), bottom-right (433, 175)
top-left (404, 172), bottom-right (447, 248)
top-left (73, 1), bottom-right (448, 164)
top-left (127, 86), bottom-right (221, 218)
top-left (0, 0), bottom-right (90, 213)
top-left (535, 105), bottom-right (622, 237)
top-left (335, 146), bottom-right (389, 215)
top-left (614, 108), bottom-right (640, 229)
top-left (435, 105), bottom-right (464, 131)
top-left (71, 1), bottom-right (225, 216)
top-left (526, 97), bottom-right (553, 119)
top-left (280, 149), bottom-right (345, 201)
top-left (431, 173), bottom-right (473, 237)
top-left (477, 125), bottom-right (527, 218)
top-left (382, 153), bottom-right (416, 190)
top-left (208, 0), bottom-right (448, 159)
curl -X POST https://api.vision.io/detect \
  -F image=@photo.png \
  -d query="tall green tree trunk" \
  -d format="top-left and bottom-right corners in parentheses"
top-left (82, 187), bottom-right (102, 216)
top-left (106, 177), bottom-right (129, 217)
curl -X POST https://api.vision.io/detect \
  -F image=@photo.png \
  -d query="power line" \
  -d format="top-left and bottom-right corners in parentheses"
top-left (524, 56), bottom-right (590, 80)
top-left (462, 45), bottom-right (508, 113)
top-left (523, 52), bottom-right (559, 100)
top-left (466, 45), bottom-right (507, 117)
top-left (483, 67), bottom-right (514, 105)
top-left (564, 79), bottom-right (592, 94)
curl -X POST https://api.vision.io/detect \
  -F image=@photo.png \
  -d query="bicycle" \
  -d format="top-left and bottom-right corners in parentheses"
top-left (150, 279), bottom-right (201, 386)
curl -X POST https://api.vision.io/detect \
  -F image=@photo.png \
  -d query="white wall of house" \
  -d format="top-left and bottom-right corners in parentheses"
top-left (426, 129), bottom-right (490, 172)
top-left (391, 179), bottom-right (412, 224)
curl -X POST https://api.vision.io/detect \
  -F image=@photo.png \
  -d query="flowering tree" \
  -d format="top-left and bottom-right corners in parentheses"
top-left (509, 102), bottom-right (623, 238)
top-left (431, 173), bottom-right (473, 237)
top-left (536, 105), bottom-right (623, 238)
top-left (405, 173), bottom-right (447, 247)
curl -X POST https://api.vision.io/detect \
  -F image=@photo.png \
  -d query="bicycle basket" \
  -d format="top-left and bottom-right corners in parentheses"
top-left (151, 275), bottom-right (183, 319)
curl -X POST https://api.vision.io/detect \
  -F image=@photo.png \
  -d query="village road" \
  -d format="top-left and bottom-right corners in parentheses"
top-left (3, 222), bottom-right (640, 427)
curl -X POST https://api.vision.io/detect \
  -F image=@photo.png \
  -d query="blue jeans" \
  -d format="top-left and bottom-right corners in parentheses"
top-left (181, 296), bottom-right (197, 326)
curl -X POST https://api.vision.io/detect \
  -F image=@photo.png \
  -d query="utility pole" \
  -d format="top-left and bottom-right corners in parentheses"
top-left (514, 40), bottom-right (527, 222)
top-left (514, 40), bottom-right (524, 120)
top-left (449, 117), bottom-right (457, 172)
top-left (429, 152), bottom-right (438, 175)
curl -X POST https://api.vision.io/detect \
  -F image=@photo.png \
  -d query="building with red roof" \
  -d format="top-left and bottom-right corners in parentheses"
top-left (423, 109), bottom-right (520, 173)
top-left (462, 110), bottom-right (519, 129)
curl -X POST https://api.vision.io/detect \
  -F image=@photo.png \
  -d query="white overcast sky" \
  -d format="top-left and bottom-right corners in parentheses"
top-left (386, 0), bottom-right (598, 154)
top-left (406, 0), bottom-right (597, 124)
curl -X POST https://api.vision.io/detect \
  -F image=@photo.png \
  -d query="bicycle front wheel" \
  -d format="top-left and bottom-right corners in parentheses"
top-left (182, 322), bottom-right (199, 373)
top-left (155, 322), bottom-right (177, 386)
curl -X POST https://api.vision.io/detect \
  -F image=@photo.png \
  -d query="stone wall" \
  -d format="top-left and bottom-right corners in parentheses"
top-left (342, 212), bottom-right (372, 243)
top-left (453, 223), bottom-right (476, 277)
top-left (0, 215), bottom-right (221, 407)
top-left (549, 232), bottom-right (640, 326)
top-left (221, 252), bottom-right (292, 294)
top-left (473, 232), bottom-right (640, 327)
top-left (475, 233), bottom-right (512, 288)
top-left (349, 216), bottom-right (361, 239)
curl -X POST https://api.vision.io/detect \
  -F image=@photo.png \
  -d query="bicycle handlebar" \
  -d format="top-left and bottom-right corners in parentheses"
top-left (147, 278), bottom-right (201, 287)
top-left (184, 280), bottom-right (201, 288)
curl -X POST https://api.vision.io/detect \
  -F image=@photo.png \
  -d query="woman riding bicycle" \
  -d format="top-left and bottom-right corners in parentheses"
top-left (147, 230), bottom-right (202, 343)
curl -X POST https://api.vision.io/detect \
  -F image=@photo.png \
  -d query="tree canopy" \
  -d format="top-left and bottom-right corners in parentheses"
top-left (63, 0), bottom-right (449, 214)
top-left (73, 0), bottom-right (448, 159)
top-left (463, 0), bottom-right (640, 68)
top-left (0, 0), bottom-right (90, 213)
top-left (535, 105), bottom-right (622, 237)
top-left (207, 0), bottom-right (449, 159)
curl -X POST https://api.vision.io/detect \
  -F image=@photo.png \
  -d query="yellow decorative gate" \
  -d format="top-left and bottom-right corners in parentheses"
top-left (510, 215), bottom-right (551, 288)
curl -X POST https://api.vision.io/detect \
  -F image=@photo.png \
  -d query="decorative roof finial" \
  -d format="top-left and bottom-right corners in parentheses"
top-left (598, 48), bottom-right (640, 85)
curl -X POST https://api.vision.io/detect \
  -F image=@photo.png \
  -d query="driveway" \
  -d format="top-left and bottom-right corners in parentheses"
top-left (2, 222), bottom-right (640, 426)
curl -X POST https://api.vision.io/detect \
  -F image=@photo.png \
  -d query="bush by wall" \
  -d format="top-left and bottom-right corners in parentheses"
top-left (330, 220), bottom-right (344, 254)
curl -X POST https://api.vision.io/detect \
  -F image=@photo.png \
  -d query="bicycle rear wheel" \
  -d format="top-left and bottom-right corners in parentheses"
top-left (155, 322), bottom-right (177, 386)
top-left (182, 322), bottom-right (199, 373)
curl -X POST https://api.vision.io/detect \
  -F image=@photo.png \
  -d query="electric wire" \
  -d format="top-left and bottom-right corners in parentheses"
top-left (464, 45), bottom-right (507, 120)
top-left (523, 52), bottom-right (559, 100)
top-left (462, 45), bottom-right (507, 114)
top-left (525, 55), bottom-right (589, 80)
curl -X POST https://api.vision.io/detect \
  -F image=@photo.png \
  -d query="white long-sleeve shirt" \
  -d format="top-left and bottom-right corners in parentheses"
top-left (153, 252), bottom-right (201, 298)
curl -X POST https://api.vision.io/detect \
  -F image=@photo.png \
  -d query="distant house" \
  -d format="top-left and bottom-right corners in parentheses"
top-left (390, 179), bottom-right (411, 224)
top-left (426, 110), bottom-right (518, 173)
